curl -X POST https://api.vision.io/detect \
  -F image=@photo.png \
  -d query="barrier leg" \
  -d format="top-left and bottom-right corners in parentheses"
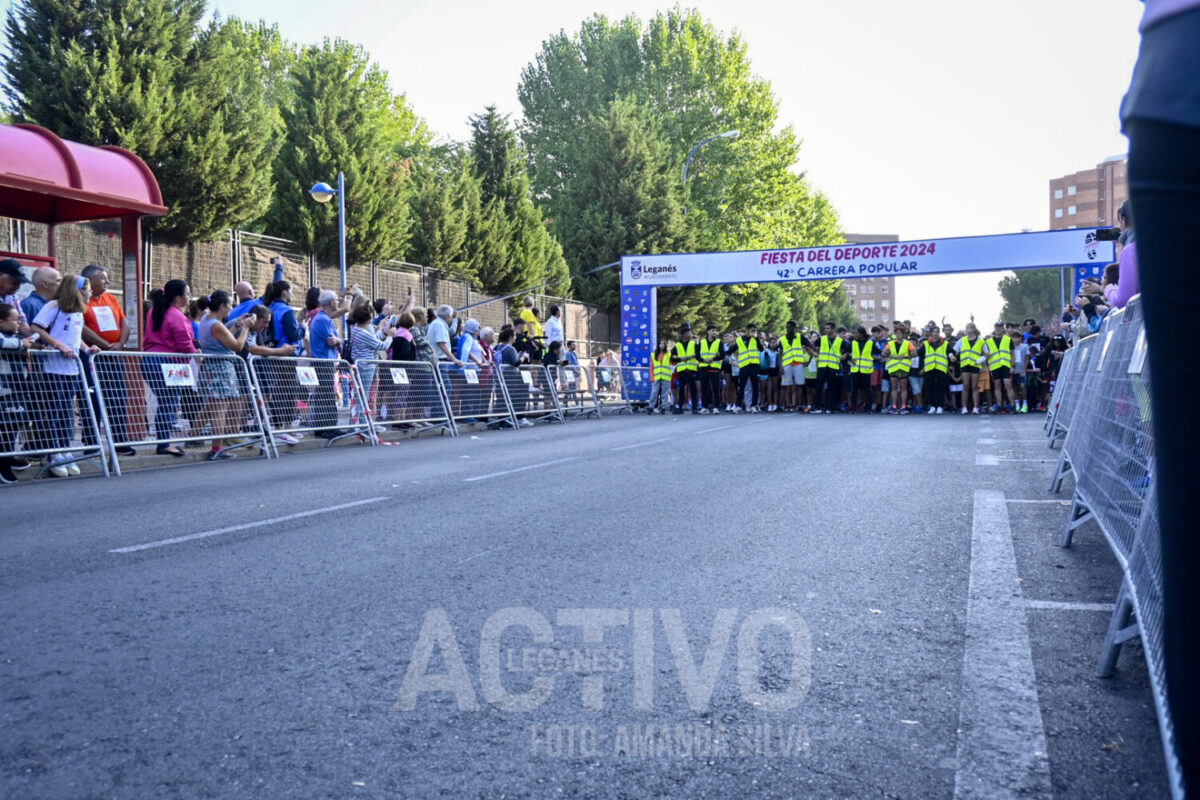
top-left (1060, 493), bottom-right (1093, 548)
top-left (1048, 448), bottom-right (1071, 494)
top-left (1096, 581), bottom-right (1138, 678)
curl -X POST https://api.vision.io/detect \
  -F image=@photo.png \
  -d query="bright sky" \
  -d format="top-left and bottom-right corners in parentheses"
top-left (5, 0), bottom-right (1145, 323)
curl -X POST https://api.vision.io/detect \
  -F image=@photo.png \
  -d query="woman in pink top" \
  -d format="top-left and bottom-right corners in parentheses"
top-left (141, 280), bottom-right (195, 456)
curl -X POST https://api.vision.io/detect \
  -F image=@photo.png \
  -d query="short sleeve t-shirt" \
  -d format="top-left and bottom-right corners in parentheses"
top-left (426, 318), bottom-right (451, 360)
top-left (83, 292), bottom-right (126, 345)
top-left (309, 311), bottom-right (338, 360)
top-left (33, 300), bottom-right (84, 375)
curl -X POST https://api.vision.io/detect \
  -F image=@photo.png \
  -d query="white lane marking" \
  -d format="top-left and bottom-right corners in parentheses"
top-left (1028, 600), bottom-right (1115, 612)
top-left (1006, 499), bottom-right (1071, 505)
top-left (693, 424), bottom-right (739, 434)
top-left (110, 497), bottom-right (389, 553)
top-left (976, 454), bottom-right (1000, 466)
top-left (462, 456), bottom-right (579, 482)
top-left (977, 438), bottom-right (998, 444)
top-left (954, 489), bottom-right (1052, 799)
top-left (456, 545), bottom-right (503, 565)
top-left (610, 437), bottom-right (672, 451)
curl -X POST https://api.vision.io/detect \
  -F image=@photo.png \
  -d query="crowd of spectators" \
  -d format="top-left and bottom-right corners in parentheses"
top-left (0, 257), bottom-right (607, 481)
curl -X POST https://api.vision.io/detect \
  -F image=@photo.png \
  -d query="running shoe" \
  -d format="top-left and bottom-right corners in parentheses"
top-left (48, 456), bottom-right (69, 478)
top-left (989, 404), bottom-right (1000, 413)
top-left (66, 461), bottom-right (81, 475)
top-left (207, 450), bottom-right (237, 461)
top-left (0, 463), bottom-right (16, 484)
top-left (519, 419), bottom-right (534, 427)
top-left (936, 406), bottom-right (943, 415)
top-left (899, 408), bottom-right (910, 415)
top-left (276, 433), bottom-right (300, 445)
top-left (699, 408), bottom-right (710, 414)
top-left (961, 407), bottom-right (968, 415)
top-left (972, 408), bottom-right (980, 415)
top-left (10, 456), bottom-right (30, 471)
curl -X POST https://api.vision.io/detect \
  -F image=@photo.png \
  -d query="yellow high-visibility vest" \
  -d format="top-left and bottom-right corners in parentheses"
top-left (986, 335), bottom-right (1013, 370)
top-left (698, 337), bottom-right (722, 369)
top-left (886, 339), bottom-right (912, 374)
top-left (652, 352), bottom-right (673, 381)
top-left (779, 334), bottom-right (807, 366)
top-left (924, 340), bottom-right (949, 373)
top-left (851, 339), bottom-right (874, 374)
top-left (736, 337), bottom-right (760, 369)
top-left (673, 340), bottom-right (697, 371)
top-left (960, 336), bottom-right (985, 368)
top-left (817, 335), bottom-right (843, 370)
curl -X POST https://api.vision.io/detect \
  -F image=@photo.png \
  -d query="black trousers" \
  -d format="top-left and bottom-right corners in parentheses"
top-left (816, 367), bottom-right (839, 411)
top-left (699, 370), bottom-right (720, 409)
top-left (851, 373), bottom-right (872, 408)
top-left (736, 366), bottom-right (759, 409)
top-left (1129, 115), bottom-right (1200, 788)
top-left (674, 371), bottom-right (697, 410)
top-left (923, 371), bottom-right (947, 409)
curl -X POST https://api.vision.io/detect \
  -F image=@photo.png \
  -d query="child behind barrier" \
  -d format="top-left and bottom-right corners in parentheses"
top-left (0, 302), bottom-right (33, 483)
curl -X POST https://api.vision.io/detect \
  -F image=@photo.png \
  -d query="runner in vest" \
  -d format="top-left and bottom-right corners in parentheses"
top-left (671, 323), bottom-right (699, 414)
top-left (922, 327), bottom-right (950, 414)
top-left (647, 340), bottom-right (673, 414)
top-left (955, 323), bottom-right (985, 415)
top-left (815, 321), bottom-right (846, 414)
top-left (985, 322), bottom-right (1016, 413)
top-left (697, 324), bottom-right (724, 414)
top-left (778, 321), bottom-right (808, 412)
top-left (735, 323), bottom-right (761, 413)
top-left (885, 326), bottom-right (914, 414)
top-left (850, 327), bottom-right (874, 413)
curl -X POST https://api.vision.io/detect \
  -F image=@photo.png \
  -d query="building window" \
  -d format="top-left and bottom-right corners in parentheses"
top-left (881, 299), bottom-right (890, 309)
top-left (866, 313), bottom-right (875, 321)
top-left (882, 314), bottom-right (890, 323)
top-left (1054, 208), bottom-right (1063, 218)
top-left (1068, 205), bottom-right (1076, 215)
top-left (848, 287), bottom-right (856, 295)
top-left (881, 284), bottom-right (889, 293)
top-left (867, 284), bottom-right (875, 293)
top-left (1054, 189), bottom-right (1063, 199)
top-left (1067, 185), bottom-right (1076, 196)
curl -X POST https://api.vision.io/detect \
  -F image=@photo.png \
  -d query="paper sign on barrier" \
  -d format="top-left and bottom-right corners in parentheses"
top-left (463, 370), bottom-right (480, 385)
top-left (296, 366), bottom-right (319, 386)
top-left (565, 371), bottom-right (577, 385)
top-left (161, 363), bottom-right (195, 387)
top-left (390, 368), bottom-right (410, 385)
top-left (599, 369), bottom-right (611, 383)
top-left (520, 371), bottom-right (533, 385)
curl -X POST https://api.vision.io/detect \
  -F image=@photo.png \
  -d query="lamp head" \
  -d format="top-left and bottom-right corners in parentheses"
top-left (722, 130), bottom-right (740, 139)
top-left (309, 181), bottom-right (336, 203)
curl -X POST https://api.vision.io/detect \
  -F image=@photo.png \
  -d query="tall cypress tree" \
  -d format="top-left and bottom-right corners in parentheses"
top-left (2, 0), bottom-right (281, 240)
top-left (265, 39), bottom-right (412, 264)
top-left (465, 106), bottom-right (568, 296)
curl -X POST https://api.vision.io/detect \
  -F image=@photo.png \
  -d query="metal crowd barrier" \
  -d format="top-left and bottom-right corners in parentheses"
top-left (438, 361), bottom-right (515, 430)
top-left (550, 365), bottom-right (594, 419)
top-left (1046, 296), bottom-right (1181, 796)
top-left (1047, 332), bottom-right (1101, 492)
top-left (357, 359), bottom-right (456, 438)
top-left (502, 364), bottom-right (564, 425)
top-left (0, 349), bottom-right (109, 478)
top-left (588, 365), bottom-right (633, 415)
top-left (90, 351), bottom-right (271, 474)
top-left (247, 355), bottom-right (373, 450)
top-left (1042, 344), bottom-right (1077, 441)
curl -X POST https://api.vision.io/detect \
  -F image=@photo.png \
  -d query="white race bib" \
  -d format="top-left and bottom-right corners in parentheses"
top-left (92, 305), bottom-right (118, 333)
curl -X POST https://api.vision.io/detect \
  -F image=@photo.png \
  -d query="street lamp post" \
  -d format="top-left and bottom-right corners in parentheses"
top-left (308, 172), bottom-right (346, 296)
top-left (682, 130), bottom-right (739, 213)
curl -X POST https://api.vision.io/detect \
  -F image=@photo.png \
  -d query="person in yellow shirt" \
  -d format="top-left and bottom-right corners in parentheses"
top-left (518, 296), bottom-right (544, 340)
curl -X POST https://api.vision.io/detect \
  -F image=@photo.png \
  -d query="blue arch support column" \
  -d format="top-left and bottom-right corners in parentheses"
top-left (620, 285), bottom-right (656, 403)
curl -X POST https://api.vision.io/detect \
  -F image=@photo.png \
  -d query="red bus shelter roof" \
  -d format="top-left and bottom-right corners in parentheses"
top-left (0, 123), bottom-right (169, 224)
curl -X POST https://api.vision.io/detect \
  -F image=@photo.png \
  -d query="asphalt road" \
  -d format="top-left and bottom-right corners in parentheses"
top-left (0, 412), bottom-right (1167, 798)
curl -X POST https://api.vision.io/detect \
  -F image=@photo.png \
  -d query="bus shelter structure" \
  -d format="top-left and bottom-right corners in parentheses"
top-left (0, 122), bottom-right (168, 345)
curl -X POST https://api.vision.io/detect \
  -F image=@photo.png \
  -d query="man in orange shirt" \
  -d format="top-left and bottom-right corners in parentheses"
top-left (81, 265), bottom-right (135, 454)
